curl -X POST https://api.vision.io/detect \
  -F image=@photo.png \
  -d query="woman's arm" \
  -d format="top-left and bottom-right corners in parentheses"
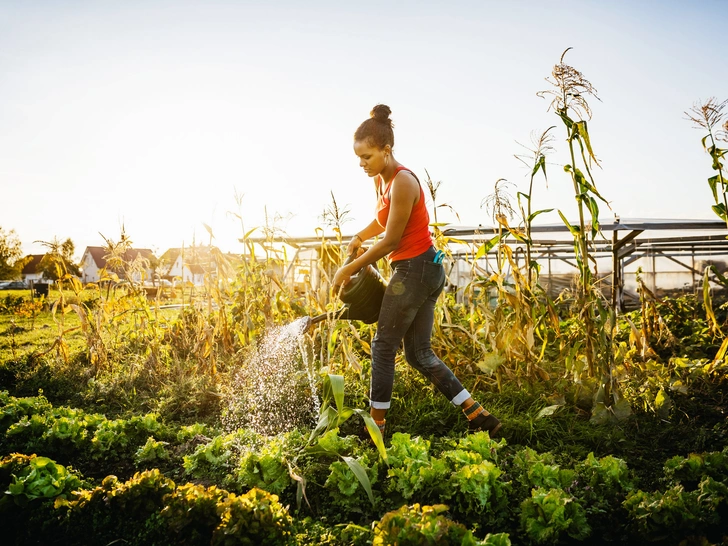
top-left (333, 171), bottom-right (420, 288)
top-left (346, 219), bottom-right (385, 256)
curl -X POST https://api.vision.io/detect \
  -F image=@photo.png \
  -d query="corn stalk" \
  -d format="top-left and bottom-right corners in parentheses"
top-left (538, 48), bottom-right (616, 398)
top-left (685, 98), bottom-right (728, 229)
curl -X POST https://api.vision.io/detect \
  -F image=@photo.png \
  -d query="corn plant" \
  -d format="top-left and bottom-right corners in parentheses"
top-left (537, 48), bottom-right (615, 392)
top-left (478, 179), bottom-right (555, 384)
top-left (424, 168), bottom-right (463, 253)
top-left (514, 127), bottom-right (555, 287)
top-left (305, 374), bottom-right (388, 507)
top-left (32, 239), bottom-right (86, 364)
top-left (685, 98), bottom-right (728, 228)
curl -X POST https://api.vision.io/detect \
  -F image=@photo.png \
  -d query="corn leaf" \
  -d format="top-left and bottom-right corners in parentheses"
top-left (327, 374), bottom-right (345, 414)
top-left (475, 235), bottom-right (501, 259)
top-left (711, 203), bottom-right (727, 221)
top-left (341, 456), bottom-right (375, 506)
top-left (354, 409), bottom-right (388, 463)
top-left (528, 208), bottom-right (554, 223)
top-left (708, 175), bottom-right (721, 202)
top-left (558, 210), bottom-right (580, 236)
top-left (703, 268), bottom-right (718, 332)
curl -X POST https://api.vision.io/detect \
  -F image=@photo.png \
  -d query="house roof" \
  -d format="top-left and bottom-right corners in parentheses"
top-left (159, 246), bottom-right (226, 276)
top-left (160, 246), bottom-right (217, 264)
top-left (188, 263), bottom-right (206, 275)
top-left (83, 246), bottom-right (156, 269)
top-left (159, 248), bottom-right (182, 265)
top-left (21, 254), bottom-right (44, 275)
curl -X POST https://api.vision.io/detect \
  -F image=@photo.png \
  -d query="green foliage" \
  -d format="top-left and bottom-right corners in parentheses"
top-left (0, 453), bottom-right (83, 508)
top-left (372, 503), bottom-right (485, 546)
top-left (569, 453), bottom-right (635, 541)
top-left (663, 447), bottom-right (728, 487)
top-left (623, 477), bottom-right (728, 541)
top-left (62, 468), bottom-right (174, 517)
top-left (441, 455), bottom-right (509, 525)
top-left (56, 469), bottom-right (174, 545)
top-left (575, 453), bottom-right (633, 496)
top-left (0, 390), bottom-right (52, 431)
top-left (213, 487), bottom-right (294, 546)
top-left (162, 483), bottom-right (228, 545)
top-left (235, 431), bottom-right (306, 496)
top-left (310, 374), bottom-right (388, 462)
top-left (520, 487), bottom-right (590, 544)
top-left (229, 252), bottom-right (302, 345)
top-left (54, 469), bottom-right (293, 546)
top-left (314, 426), bottom-right (359, 456)
top-left (292, 517), bottom-right (372, 546)
top-left (0, 294), bottom-right (29, 314)
top-left (384, 432), bottom-right (510, 525)
top-left (0, 226), bottom-right (25, 280)
top-left (183, 429), bottom-right (261, 489)
top-left (454, 431), bottom-right (507, 463)
top-left (1, 392), bottom-right (175, 465)
top-left (134, 436), bottom-right (171, 467)
top-left (685, 98), bottom-right (728, 228)
top-left (385, 433), bottom-right (448, 502)
top-left (510, 447), bottom-right (574, 495)
top-left (325, 450), bottom-right (380, 516)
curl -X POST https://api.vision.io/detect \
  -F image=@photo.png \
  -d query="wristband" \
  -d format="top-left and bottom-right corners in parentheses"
top-left (353, 234), bottom-right (362, 243)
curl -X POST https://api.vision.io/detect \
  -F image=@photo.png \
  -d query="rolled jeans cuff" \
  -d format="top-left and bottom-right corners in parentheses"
top-left (450, 389), bottom-right (470, 406)
top-left (370, 400), bottom-right (391, 410)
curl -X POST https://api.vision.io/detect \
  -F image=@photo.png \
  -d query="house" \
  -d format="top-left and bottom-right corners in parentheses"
top-left (159, 247), bottom-right (212, 286)
top-left (20, 254), bottom-right (45, 284)
top-left (158, 246), bottom-right (242, 286)
top-left (80, 246), bottom-right (157, 284)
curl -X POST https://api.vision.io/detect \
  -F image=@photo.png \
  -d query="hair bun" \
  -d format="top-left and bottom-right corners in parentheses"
top-left (370, 104), bottom-right (392, 123)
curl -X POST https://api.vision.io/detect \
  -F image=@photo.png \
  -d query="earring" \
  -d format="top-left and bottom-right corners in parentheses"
top-left (385, 154), bottom-right (390, 167)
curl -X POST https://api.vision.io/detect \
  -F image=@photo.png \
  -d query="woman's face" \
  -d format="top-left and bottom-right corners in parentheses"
top-left (354, 140), bottom-right (389, 177)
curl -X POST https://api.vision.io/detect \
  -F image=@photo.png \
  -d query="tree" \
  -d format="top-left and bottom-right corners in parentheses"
top-left (37, 237), bottom-right (81, 281)
top-left (0, 227), bottom-right (26, 280)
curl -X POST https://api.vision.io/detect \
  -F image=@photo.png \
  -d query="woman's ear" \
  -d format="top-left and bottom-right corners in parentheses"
top-left (383, 144), bottom-right (392, 156)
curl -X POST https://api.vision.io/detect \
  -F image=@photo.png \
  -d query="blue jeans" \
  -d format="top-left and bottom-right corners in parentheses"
top-left (370, 246), bottom-right (470, 410)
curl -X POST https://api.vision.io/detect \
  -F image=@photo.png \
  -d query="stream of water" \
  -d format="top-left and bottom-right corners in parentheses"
top-left (222, 317), bottom-right (320, 436)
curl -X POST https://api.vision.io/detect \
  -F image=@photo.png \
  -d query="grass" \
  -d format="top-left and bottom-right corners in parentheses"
top-left (0, 297), bottom-right (220, 422)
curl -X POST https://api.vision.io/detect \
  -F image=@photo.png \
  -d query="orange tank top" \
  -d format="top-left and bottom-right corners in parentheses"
top-left (376, 166), bottom-right (433, 261)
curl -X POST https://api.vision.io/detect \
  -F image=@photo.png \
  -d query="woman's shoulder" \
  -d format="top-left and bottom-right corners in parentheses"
top-left (391, 167), bottom-right (419, 186)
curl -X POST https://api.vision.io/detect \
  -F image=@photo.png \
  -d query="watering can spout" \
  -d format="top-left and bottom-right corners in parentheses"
top-left (303, 308), bottom-right (348, 332)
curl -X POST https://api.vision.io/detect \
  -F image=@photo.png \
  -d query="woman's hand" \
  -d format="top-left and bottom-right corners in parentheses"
top-left (332, 264), bottom-right (353, 292)
top-left (346, 235), bottom-right (362, 257)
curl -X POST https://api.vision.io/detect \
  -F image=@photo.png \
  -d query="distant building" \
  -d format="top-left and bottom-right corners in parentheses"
top-left (20, 254), bottom-right (45, 283)
top-left (158, 246), bottom-right (242, 286)
top-left (159, 248), bottom-right (207, 285)
top-left (80, 246), bottom-right (156, 284)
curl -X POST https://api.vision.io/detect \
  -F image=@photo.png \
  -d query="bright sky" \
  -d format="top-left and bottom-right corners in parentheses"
top-left (1, 0), bottom-right (726, 259)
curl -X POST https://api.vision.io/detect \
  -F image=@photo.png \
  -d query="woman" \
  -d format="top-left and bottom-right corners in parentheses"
top-left (332, 104), bottom-right (501, 438)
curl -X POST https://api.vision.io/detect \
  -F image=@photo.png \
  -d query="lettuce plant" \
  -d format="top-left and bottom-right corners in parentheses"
top-left (520, 487), bottom-right (590, 544)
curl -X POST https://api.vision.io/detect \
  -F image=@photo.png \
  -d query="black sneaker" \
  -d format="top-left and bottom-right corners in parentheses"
top-left (469, 412), bottom-right (501, 436)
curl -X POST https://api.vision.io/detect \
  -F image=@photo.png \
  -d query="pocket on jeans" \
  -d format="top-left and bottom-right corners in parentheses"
top-left (421, 260), bottom-right (444, 290)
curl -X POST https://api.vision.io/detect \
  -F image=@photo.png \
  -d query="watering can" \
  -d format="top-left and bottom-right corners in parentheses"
top-left (305, 254), bottom-right (387, 329)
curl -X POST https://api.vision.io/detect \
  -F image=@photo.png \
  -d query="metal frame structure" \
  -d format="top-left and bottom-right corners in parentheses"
top-left (243, 218), bottom-right (728, 311)
top-left (441, 218), bottom-right (728, 309)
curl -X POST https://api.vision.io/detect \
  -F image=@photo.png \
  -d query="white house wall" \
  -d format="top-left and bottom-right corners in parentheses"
top-left (81, 251), bottom-right (102, 283)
